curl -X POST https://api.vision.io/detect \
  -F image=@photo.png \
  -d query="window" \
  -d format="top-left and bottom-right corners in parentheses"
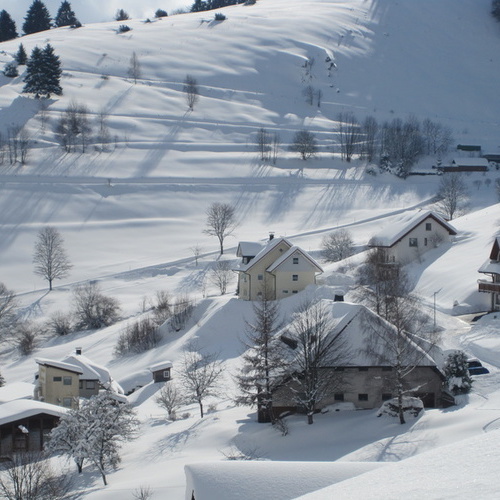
top-left (283, 290), bottom-right (289, 294)
top-left (79, 381), bottom-right (83, 389)
top-left (292, 290), bottom-right (298, 294)
top-left (292, 274), bottom-right (298, 281)
top-left (358, 394), bottom-right (368, 401)
top-left (257, 274), bottom-right (263, 281)
top-left (358, 367), bottom-right (369, 372)
top-left (409, 238), bottom-right (418, 247)
top-left (163, 370), bottom-right (171, 379)
top-left (425, 222), bottom-right (432, 231)
top-left (53, 376), bottom-right (62, 382)
top-left (424, 238), bottom-right (428, 246)
top-left (86, 381), bottom-right (96, 389)
top-left (334, 393), bottom-right (344, 401)
top-left (63, 376), bottom-right (72, 386)
top-left (382, 393), bottom-right (392, 401)
top-left (62, 397), bottom-right (73, 408)
top-left (293, 257), bottom-right (299, 264)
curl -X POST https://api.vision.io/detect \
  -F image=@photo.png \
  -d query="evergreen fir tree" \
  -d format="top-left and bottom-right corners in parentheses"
top-left (23, 0), bottom-right (52, 35)
top-left (55, 1), bottom-right (79, 27)
top-left (23, 44), bottom-right (62, 99)
top-left (444, 351), bottom-right (473, 395)
top-left (0, 10), bottom-right (18, 42)
top-left (16, 44), bottom-right (27, 65)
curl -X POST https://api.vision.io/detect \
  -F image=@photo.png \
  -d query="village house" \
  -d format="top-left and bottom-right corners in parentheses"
top-left (439, 157), bottom-right (489, 173)
top-left (235, 234), bottom-right (323, 301)
top-left (369, 211), bottom-right (457, 264)
top-left (478, 237), bottom-right (500, 311)
top-left (34, 349), bottom-right (125, 408)
top-left (456, 144), bottom-right (482, 157)
top-left (0, 399), bottom-right (67, 457)
top-left (271, 301), bottom-right (446, 419)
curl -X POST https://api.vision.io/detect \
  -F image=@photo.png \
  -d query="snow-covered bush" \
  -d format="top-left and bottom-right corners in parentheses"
top-left (444, 351), bottom-right (472, 395)
top-left (49, 312), bottom-right (73, 336)
top-left (117, 24), bottom-right (131, 33)
top-left (3, 61), bottom-right (18, 78)
top-left (377, 396), bottom-right (424, 419)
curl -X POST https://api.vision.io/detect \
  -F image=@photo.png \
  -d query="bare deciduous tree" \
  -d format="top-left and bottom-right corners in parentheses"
top-left (209, 260), bottom-right (234, 295)
top-left (255, 127), bottom-right (271, 162)
top-left (56, 101), bottom-right (92, 153)
top-left (302, 85), bottom-right (314, 106)
top-left (179, 343), bottom-right (223, 418)
top-left (0, 452), bottom-right (72, 500)
top-left (289, 129), bottom-right (317, 161)
top-left (204, 202), bottom-right (237, 255)
top-left (284, 301), bottom-right (351, 424)
top-left (321, 229), bottom-right (354, 262)
top-left (436, 173), bottom-right (469, 220)
top-left (336, 111), bottom-right (360, 163)
top-left (0, 282), bottom-right (17, 335)
top-left (127, 51), bottom-right (141, 84)
top-left (33, 226), bottom-right (72, 291)
top-left (183, 74), bottom-right (199, 110)
top-left (271, 132), bottom-right (280, 165)
top-left (96, 108), bottom-right (111, 151)
top-left (155, 382), bottom-right (183, 420)
top-left (72, 282), bottom-right (120, 329)
top-left (190, 244), bottom-right (203, 266)
top-left (361, 115), bottom-right (378, 163)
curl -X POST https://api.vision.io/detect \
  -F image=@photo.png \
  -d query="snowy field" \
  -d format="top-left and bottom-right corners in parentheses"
top-left (1, 0), bottom-right (500, 498)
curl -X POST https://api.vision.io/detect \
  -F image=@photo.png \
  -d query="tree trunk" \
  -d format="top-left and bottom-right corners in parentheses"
top-left (49, 278), bottom-right (53, 291)
top-left (307, 412), bottom-right (314, 425)
top-left (199, 401), bottom-right (204, 418)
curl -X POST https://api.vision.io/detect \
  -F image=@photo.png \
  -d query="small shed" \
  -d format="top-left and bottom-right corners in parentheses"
top-left (0, 400), bottom-right (67, 457)
top-left (149, 361), bottom-right (173, 383)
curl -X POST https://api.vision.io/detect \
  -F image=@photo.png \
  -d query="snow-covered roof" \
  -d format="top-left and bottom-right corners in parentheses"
top-left (35, 358), bottom-right (83, 374)
top-left (237, 241), bottom-right (264, 257)
top-left (0, 399), bottom-right (67, 426)
top-left (237, 237), bottom-right (293, 272)
top-left (370, 211), bottom-right (457, 248)
top-left (266, 246), bottom-right (323, 273)
top-left (451, 157), bottom-right (489, 167)
top-left (149, 360), bottom-right (173, 372)
top-left (0, 382), bottom-right (35, 403)
top-left (478, 258), bottom-right (500, 274)
top-left (61, 354), bottom-right (125, 395)
top-left (282, 301), bottom-right (438, 368)
top-left (184, 461), bottom-right (387, 500)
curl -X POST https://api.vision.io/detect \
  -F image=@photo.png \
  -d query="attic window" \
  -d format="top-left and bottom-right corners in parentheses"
top-left (53, 376), bottom-right (62, 382)
top-left (257, 274), bottom-right (263, 281)
top-left (293, 257), bottom-right (299, 264)
top-left (409, 238), bottom-right (418, 247)
top-left (426, 223), bottom-right (432, 231)
top-left (292, 275), bottom-right (298, 281)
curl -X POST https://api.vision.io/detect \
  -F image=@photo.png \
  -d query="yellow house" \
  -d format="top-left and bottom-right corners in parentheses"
top-left (35, 358), bottom-right (82, 409)
top-left (235, 236), bottom-right (323, 300)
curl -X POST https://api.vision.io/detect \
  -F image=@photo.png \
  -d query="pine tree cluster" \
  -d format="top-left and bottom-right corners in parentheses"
top-left (23, 44), bottom-right (62, 98)
top-left (191, 0), bottom-right (245, 13)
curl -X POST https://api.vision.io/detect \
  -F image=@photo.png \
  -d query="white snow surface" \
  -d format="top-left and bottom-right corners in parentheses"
top-left (0, 0), bottom-right (500, 498)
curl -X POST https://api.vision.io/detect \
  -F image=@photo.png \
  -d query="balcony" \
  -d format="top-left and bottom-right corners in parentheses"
top-left (478, 280), bottom-right (500, 293)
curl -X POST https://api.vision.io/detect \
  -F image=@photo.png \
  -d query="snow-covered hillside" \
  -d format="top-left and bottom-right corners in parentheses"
top-left (1, 0), bottom-right (500, 498)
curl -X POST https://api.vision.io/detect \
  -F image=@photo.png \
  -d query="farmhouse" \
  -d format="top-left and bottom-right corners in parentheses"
top-left (369, 211), bottom-right (457, 264)
top-left (271, 301), bottom-right (446, 418)
top-left (0, 399), bottom-right (66, 457)
top-left (478, 237), bottom-right (500, 311)
top-left (235, 235), bottom-right (323, 301)
top-left (439, 158), bottom-right (490, 172)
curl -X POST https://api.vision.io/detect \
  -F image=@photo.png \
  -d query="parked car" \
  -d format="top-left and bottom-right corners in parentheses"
top-left (467, 359), bottom-right (490, 375)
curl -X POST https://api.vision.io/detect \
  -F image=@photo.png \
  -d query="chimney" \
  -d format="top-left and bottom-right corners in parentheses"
top-left (75, 347), bottom-right (82, 355)
top-left (269, 232), bottom-right (275, 241)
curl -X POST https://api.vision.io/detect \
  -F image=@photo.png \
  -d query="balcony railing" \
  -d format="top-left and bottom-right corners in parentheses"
top-left (478, 280), bottom-right (500, 293)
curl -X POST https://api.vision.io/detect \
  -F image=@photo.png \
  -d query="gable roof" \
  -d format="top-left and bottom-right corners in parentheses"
top-left (478, 237), bottom-right (500, 274)
top-left (266, 246), bottom-right (323, 274)
top-left (149, 360), bottom-right (173, 372)
top-left (451, 157), bottom-right (489, 167)
top-left (236, 241), bottom-right (264, 258)
top-left (0, 399), bottom-right (67, 426)
top-left (370, 211), bottom-right (457, 248)
top-left (237, 237), bottom-right (293, 272)
top-left (35, 358), bottom-right (83, 374)
top-left (281, 301), bottom-right (438, 368)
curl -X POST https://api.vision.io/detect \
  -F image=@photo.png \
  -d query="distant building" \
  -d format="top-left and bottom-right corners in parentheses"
top-left (235, 235), bottom-right (323, 301)
top-left (369, 211), bottom-right (457, 264)
top-left (149, 361), bottom-right (173, 383)
top-left (456, 144), bottom-right (482, 157)
top-left (478, 237), bottom-right (500, 311)
top-left (439, 158), bottom-right (489, 172)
